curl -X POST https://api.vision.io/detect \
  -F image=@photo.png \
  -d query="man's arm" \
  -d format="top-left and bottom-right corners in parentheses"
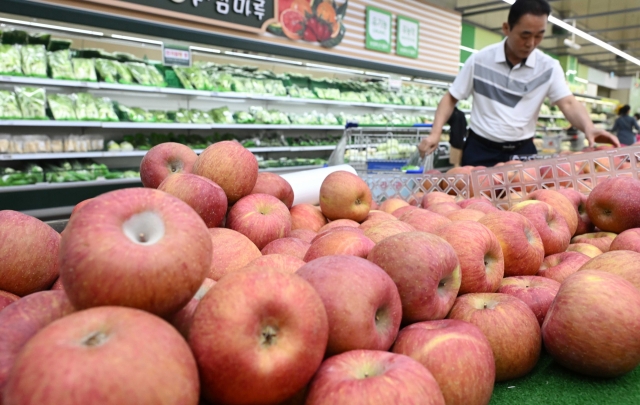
top-left (418, 92), bottom-right (459, 157)
top-left (554, 95), bottom-right (620, 147)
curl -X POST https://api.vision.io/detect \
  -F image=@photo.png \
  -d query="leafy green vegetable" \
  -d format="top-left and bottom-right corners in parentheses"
top-left (48, 94), bottom-right (77, 121)
top-left (233, 111), bottom-right (255, 124)
top-left (95, 59), bottom-right (118, 83)
top-left (28, 33), bottom-right (51, 47)
top-left (0, 91), bottom-right (22, 119)
top-left (20, 45), bottom-right (47, 78)
top-left (47, 39), bottom-right (72, 52)
top-left (173, 67), bottom-right (194, 90)
top-left (127, 62), bottom-right (153, 86)
top-left (72, 58), bottom-right (97, 82)
top-left (189, 109), bottom-right (214, 124)
top-left (0, 45), bottom-right (22, 76)
top-left (150, 110), bottom-right (173, 123)
top-left (15, 87), bottom-right (47, 120)
top-left (186, 68), bottom-right (212, 91)
top-left (74, 93), bottom-right (100, 121)
top-left (113, 61), bottom-right (133, 84)
top-left (95, 97), bottom-right (119, 122)
top-left (48, 50), bottom-right (75, 80)
top-left (146, 65), bottom-right (166, 87)
top-left (210, 107), bottom-right (234, 124)
top-left (2, 30), bottom-right (28, 45)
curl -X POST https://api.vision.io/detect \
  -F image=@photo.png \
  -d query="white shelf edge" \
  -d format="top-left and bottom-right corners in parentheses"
top-left (0, 178), bottom-right (142, 193)
top-left (0, 120), bottom-right (102, 127)
top-left (260, 165), bottom-right (324, 172)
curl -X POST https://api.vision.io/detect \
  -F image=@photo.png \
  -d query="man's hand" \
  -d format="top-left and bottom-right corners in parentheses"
top-left (585, 128), bottom-right (620, 148)
top-left (418, 134), bottom-right (440, 157)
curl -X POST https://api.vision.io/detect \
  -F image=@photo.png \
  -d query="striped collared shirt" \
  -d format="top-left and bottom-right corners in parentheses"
top-left (450, 39), bottom-right (571, 143)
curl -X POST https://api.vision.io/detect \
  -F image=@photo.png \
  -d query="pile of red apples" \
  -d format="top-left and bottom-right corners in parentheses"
top-left (2, 140), bottom-right (640, 405)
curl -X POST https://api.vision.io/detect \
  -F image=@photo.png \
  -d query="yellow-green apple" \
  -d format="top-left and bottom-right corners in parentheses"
top-left (610, 229), bottom-right (640, 253)
top-left (189, 269), bottom-right (328, 405)
top-left (391, 320), bottom-right (495, 405)
top-left (168, 278), bottom-right (216, 339)
top-left (305, 230), bottom-right (375, 261)
top-left (368, 232), bottom-right (461, 323)
top-left (465, 202), bottom-right (500, 214)
top-left (50, 278), bottom-right (63, 291)
top-left (313, 226), bottom-right (364, 243)
top-left (510, 200), bottom-right (571, 255)
top-left (318, 219), bottom-right (360, 233)
top-left (3, 306), bottom-right (200, 405)
top-left (0, 291), bottom-right (74, 398)
top-left (527, 189), bottom-right (578, 236)
top-left (297, 256), bottom-right (402, 355)
top-left (538, 251), bottom-right (590, 283)
top-left (290, 203), bottom-right (327, 232)
top-left (227, 193), bottom-right (292, 250)
top-left (59, 188), bottom-right (211, 317)
top-left (0, 210), bottom-right (60, 296)
top-left (251, 172), bottom-right (295, 209)
top-left (261, 237), bottom-right (310, 260)
top-left (320, 171), bottom-right (372, 222)
top-left (578, 250), bottom-right (640, 290)
top-left (556, 188), bottom-right (594, 235)
top-left (542, 271), bottom-right (640, 377)
top-left (436, 221), bottom-right (504, 294)
top-left (479, 211), bottom-right (544, 276)
top-left (445, 209), bottom-right (485, 222)
top-left (158, 173), bottom-right (228, 228)
top-left (391, 205), bottom-right (418, 218)
top-left (586, 177), bottom-right (640, 234)
top-left (192, 140), bottom-right (258, 204)
top-left (398, 208), bottom-right (452, 233)
top-left (359, 211), bottom-right (397, 231)
top-left (305, 350), bottom-right (445, 405)
top-left (240, 254), bottom-right (306, 274)
top-left (363, 220), bottom-right (416, 244)
top-left (428, 202), bottom-right (462, 216)
top-left (140, 142), bottom-right (197, 189)
top-left (379, 198), bottom-right (409, 214)
top-left (207, 228), bottom-right (261, 281)
top-left (570, 232), bottom-right (617, 253)
top-left (497, 276), bottom-right (560, 326)
top-left (566, 242), bottom-right (603, 258)
top-left (422, 191), bottom-right (455, 208)
top-left (448, 293), bottom-right (541, 382)
top-left (0, 290), bottom-right (19, 311)
top-left (290, 229), bottom-right (317, 243)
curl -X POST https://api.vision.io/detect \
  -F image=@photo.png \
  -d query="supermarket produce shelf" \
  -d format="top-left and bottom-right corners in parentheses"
top-left (0, 120), bottom-right (103, 127)
top-left (260, 165), bottom-right (324, 172)
top-left (0, 121), bottom-right (346, 130)
top-left (0, 178), bottom-right (142, 193)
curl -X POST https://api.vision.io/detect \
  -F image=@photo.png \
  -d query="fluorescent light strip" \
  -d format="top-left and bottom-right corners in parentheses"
top-left (365, 71), bottom-right (390, 78)
top-left (111, 34), bottom-right (162, 45)
top-left (305, 63), bottom-right (364, 74)
top-left (401, 76), bottom-right (412, 81)
top-left (575, 77), bottom-right (589, 84)
top-left (0, 18), bottom-right (103, 36)
top-left (190, 46), bottom-right (221, 54)
top-left (224, 51), bottom-right (302, 65)
top-left (414, 79), bottom-right (451, 87)
top-left (459, 45), bottom-right (478, 53)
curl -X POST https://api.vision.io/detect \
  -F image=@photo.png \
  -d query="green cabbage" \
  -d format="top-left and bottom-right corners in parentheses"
top-left (48, 94), bottom-right (77, 121)
top-left (0, 45), bottom-right (22, 76)
top-left (21, 45), bottom-right (47, 78)
top-left (48, 50), bottom-right (75, 80)
top-left (72, 58), bottom-right (97, 82)
top-left (15, 87), bottom-right (47, 120)
top-left (0, 91), bottom-right (22, 119)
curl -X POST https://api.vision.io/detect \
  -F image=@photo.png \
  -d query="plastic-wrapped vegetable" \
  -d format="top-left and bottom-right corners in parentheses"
top-left (186, 68), bottom-right (212, 91)
top-left (189, 110), bottom-right (214, 124)
top-left (95, 97), bottom-right (119, 122)
top-left (113, 61), bottom-right (133, 84)
top-left (116, 105), bottom-right (146, 122)
top-left (0, 91), bottom-right (22, 119)
top-left (146, 66), bottom-right (166, 87)
top-left (48, 50), bottom-right (74, 80)
top-left (173, 67), bottom-right (194, 90)
top-left (150, 110), bottom-right (172, 123)
top-left (216, 73), bottom-right (233, 92)
top-left (74, 93), bottom-right (100, 121)
top-left (48, 94), bottom-right (77, 121)
top-left (21, 45), bottom-right (47, 78)
top-left (95, 59), bottom-right (118, 83)
top-left (2, 30), bottom-right (28, 45)
top-left (231, 77), bottom-right (249, 93)
top-left (233, 111), bottom-right (255, 124)
top-left (210, 107), bottom-right (234, 124)
top-left (72, 58), bottom-right (97, 82)
top-left (0, 45), bottom-right (22, 76)
top-left (250, 107), bottom-right (273, 124)
top-left (28, 33), bottom-right (51, 46)
top-left (130, 107), bottom-right (155, 122)
top-left (170, 109), bottom-right (191, 123)
top-left (127, 63), bottom-right (153, 86)
top-left (15, 87), bottom-right (47, 120)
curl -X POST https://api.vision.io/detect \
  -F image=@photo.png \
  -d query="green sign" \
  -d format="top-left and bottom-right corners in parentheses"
top-left (162, 44), bottom-right (191, 67)
top-left (365, 6), bottom-right (392, 54)
top-left (396, 16), bottom-right (419, 59)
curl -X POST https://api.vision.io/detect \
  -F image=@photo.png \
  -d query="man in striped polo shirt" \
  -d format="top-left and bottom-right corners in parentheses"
top-left (419, 0), bottom-right (619, 167)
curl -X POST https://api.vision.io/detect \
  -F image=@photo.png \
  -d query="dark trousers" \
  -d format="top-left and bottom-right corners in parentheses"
top-left (461, 130), bottom-right (537, 167)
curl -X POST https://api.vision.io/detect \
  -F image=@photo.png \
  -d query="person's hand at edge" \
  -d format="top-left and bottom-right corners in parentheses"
top-left (585, 128), bottom-right (620, 148)
top-left (418, 133), bottom-right (441, 158)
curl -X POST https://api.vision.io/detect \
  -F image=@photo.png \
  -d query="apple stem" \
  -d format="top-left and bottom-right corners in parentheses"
top-left (260, 325), bottom-right (278, 347)
top-left (139, 233), bottom-right (147, 243)
top-left (82, 331), bottom-right (108, 347)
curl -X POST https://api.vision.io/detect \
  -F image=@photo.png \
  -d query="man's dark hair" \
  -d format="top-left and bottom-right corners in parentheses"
top-left (634, 113), bottom-right (640, 120)
top-left (508, 0), bottom-right (552, 29)
top-left (619, 105), bottom-right (631, 116)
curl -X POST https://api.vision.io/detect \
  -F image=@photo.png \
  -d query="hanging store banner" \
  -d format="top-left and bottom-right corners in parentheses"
top-left (365, 6), bottom-right (392, 53)
top-left (396, 15), bottom-right (419, 59)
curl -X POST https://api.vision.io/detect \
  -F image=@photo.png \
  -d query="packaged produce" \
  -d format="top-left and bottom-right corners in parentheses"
top-left (72, 58), bottom-right (98, 82)
top-left (127, 62), bottom-right (153, 86)
top-left (210, 107), bottom-right (234, 124)
top-left (107, 140), bottom-right (121, 151)
top-left (0, 134), bottom-right (9, 153)
top-left (1, 30), bottom-right (28, 45)
top-left (0, 91), bottom-right (23, 119)
top-left (146, 65), bottom-right (167, 87)
top-left (173, 67), bottom-right (194, 90)
top-left (47, 39), bottom-right (72, 52)
top-left (47, 94), bottom-right (77, 121)
top-left (150, 110), bottom-right (173, 123)
top-left (95, 97), bottom-right (119, 122)
top-left (233, 111), bottom-right (255, 124)
top-left (186, 68), bottom-right (213, 91)
top-left (170, 109), bottom-right (191, 123)
top-left (95, 59), bottom-right (118, 83)
top-left (215, 73), bottom-right (234, 92)
top-left (0, 165), bottom-right (43, 186)
top-left (250, 107), bottom-right (273, 124)
top-left (20, 45), bottom-right (47, 77)
top-left (74, 93), bottom-right (100, 121)
top-left (15, 87), bottom-right (47, 120)
top-left (189, 109), bottom-right (214, 124)
top-left (22, 135), bottom-right (51, 153)
top-left (113, 61), bottom-right (133, 84)
top-left (231, 77), bottom-right (249, 93)
top-left (0, 45), bottom-right (22, 76)
top-left (48, 50), bottom-right (75, 80)
top-left (50, 136), bottom-right (65, 153)
top-left (28, 33), bottom-right (51, 46)
top-left (129, 107), bottom-right (155, 122)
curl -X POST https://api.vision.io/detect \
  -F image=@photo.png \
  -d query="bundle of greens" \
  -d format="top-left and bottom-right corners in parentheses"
top-left (95, 97), bottom-right (119, 122)
top-left (74, 93), bottom-right (100, 121)
top-left (210, 107), bottom-right (234, 124)
top-left (233, 111), bottom-right (255, 124)
top-left (189, 109), bottom-right (214, 124)
top-left (72, 58), bottom-right (98, 82)
top-left (47, 94), bottom-right (77, 121)
top-left (0, 45), bottom-right (22, 76)
top-left (15, 87), bottom-right (47, 120)
top-left (20, 45), bottom-right (47, 78)
top-left (0, 91), bottom-right (22, 119)
top-left (48, 50), bottom-right (75, 80)
top-left (146, 65), bottom-right (166, 87)
top-left (150, 110), bottom-right (172, 123)
top-left (126, 62), bottom-right (153, 86)
top-left (95, 59), bottom-right (119, 83)
top-left (114, 61), bottom-right (133, 84)
top-left (173, 67), bottom-right (194, 90)
top-left (116, 104), bottom-right (146, 122)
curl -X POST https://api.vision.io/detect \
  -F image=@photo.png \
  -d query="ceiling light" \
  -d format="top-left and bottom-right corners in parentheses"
top-left (365, 72), bottom-right (390, 78)
top-left (0, 18), bottom-right (103, 36)
top-left (225, 51), bottom-right (303, 65)
top-left (190, 46), bottom-right (221, 54)
top-left (111, 34), bottom-right (162, 45)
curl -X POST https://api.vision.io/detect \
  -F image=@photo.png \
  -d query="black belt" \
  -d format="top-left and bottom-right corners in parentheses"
top-left (468, 129), bottom-right (533, 151)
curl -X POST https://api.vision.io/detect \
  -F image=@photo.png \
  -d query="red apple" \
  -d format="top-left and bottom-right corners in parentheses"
top-left (436, 221), bottom-right (504, 294)
top-left (610, 228), bottom-right (640, 253)
top-left (391, 205), bottom-right (418, 218)
top-left (207, 228), bottom-right (262, 281)
top-left (565, 242), bottom-right (603, 258)
top-left (538, 251), bottom-right (590, 283)
top-left (557, 188), bottom-right (594, 235)
top-left (422, 192), bottom-right (455, 208)
top-left (320, 171), bottom-right (372, 222)
top-left (290, 229), bottom-right (317, 243)
top-left (3, 306), bottom-right (200, 405)
top-left (368, 232), bottom-right (461, 323)
top-left (445, 209), bottom-right (485, 222)
top-left (497, 276), bottom-right (560, 326)
top-left (359, 211), bottom-right (398, 231)
top-left (251, 172), bottom-right (295, 209)
top-left (158, 173), bottom-right (228, 228)
top-left (0, 211), bottom-right (60, 296)
top-left (379, 198), bottom-right (409, 214)
top-left (458, 197), bottom-right (489, 209)
top-left (479, 211), bottom-right (544, 277)
top-left (570, 232), bottom-right (617, 253)
top-left (70, 198), bottom-right (94, 218)
top-left (391, 320), bottom-right (495, 405)
top-left (578, 250), bottom-right (640, 290)
top-left (305, 230), bottom-right (375, 261)
top-left (542, 271), bottom-right (640, 377)
top-left (363, 220), bottom-right (416, 244)
top-left (318, 219), bottom-right (360, 233)
top-left (586, 177), bottom-right (640, 234)
top-left (140, 142), bottom-right (197, 189)
top-left (192, 140), bottom-right (258, 204)
top-left (189, 269), bottom-right (328, 405)
top-left (510, 200), bottom-right (571, 256)
top-left (168, 278), bottom-right (216, 339)
top-left (0, 291), bottom-right (75, 398)
top-left (465, 202), bottom-right (500, 214)
top-left (0, 290), bottom-right (19, 311)
top-left (428, 202), bottom-right (462, 216)
top-left (59, 188), bottom-right (211, 317)
top-left (297, 256), bottom-right (402, 355)
top-left (227, 193), bottom-right (292, 250)
top-left (50, 278), bottom-right (63, 291)
top-left (241, 254), bottom-right (306, 274)
top-left (398, 208), bottom-right (452, 233)
top-left (527, 189), bottom-right (578, 236)
top-left (290, 203), bottom-right (327, 232)
top-left (313, 226), bottom-right (364, 243)
top-left (305, 350), bottom-right (445, 405)
top-left (261, 237), bottom-right (310, 260)
top-left (448, 293), bottom-right (541, 382)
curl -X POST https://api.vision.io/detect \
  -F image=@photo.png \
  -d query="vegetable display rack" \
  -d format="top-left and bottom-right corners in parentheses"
top-left (471, 146), bottom-right (640, 210)
top-left (361, 172), bottom-right (470, 203)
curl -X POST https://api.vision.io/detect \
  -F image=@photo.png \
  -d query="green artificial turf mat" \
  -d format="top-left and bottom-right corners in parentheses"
top-left (490, 350), bottom-right (640, 405)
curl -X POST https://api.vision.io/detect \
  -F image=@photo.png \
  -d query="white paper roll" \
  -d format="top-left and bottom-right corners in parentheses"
top-left (281, 164), bottom-right (358, 206)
